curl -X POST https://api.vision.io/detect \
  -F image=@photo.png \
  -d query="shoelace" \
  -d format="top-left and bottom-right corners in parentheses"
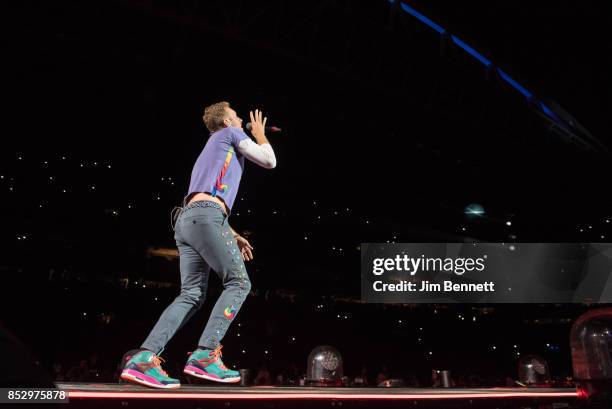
top-left (140, 355), bottom-right (169, 377)
top-left (194, 345), bottom-right (228, 370)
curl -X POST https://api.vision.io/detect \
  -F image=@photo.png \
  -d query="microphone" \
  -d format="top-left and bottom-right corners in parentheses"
top-left (245, 123), bottom-right (282, 133)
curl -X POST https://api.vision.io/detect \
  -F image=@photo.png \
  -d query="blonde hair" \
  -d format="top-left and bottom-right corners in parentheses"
top-left (203, 101), bottom-right (230, 132)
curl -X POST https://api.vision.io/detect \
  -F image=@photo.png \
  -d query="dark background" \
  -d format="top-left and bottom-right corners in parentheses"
top-left (1, 0), bottom-right (611, 386)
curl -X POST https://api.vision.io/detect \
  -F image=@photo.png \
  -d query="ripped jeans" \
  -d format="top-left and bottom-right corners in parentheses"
top-left (141, 200), bottom-right (251, 354)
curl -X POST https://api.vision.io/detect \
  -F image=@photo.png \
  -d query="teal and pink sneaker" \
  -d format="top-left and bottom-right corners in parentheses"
top-left (120, 350), bottom-right (180, 389)
top-left (183, 345), bottom-right (240, 383)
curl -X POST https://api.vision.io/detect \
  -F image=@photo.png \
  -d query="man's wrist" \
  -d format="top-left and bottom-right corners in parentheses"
top-left (254, 133), bottom-right (268, 144)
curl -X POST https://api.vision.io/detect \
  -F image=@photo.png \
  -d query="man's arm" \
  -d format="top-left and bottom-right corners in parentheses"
top-left (237, 109), bottom-right (276, 168)
top-left (229, 224), bottom-right (254, 261)
top-left (237, 139), bottom-right (276, 169)
top-left (229, 225), bottom-right (240, 239)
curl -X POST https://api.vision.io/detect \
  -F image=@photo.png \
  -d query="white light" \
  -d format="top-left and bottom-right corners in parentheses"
top-left (506, 221), bottom-right (512, 226)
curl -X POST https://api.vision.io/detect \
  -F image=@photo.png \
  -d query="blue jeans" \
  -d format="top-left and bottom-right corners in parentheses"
top-left (141, 201), bottom-right (251, 354)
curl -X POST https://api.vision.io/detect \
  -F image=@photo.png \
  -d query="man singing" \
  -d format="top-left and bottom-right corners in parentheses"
top-left (120, 102), bottom-right (277, 388)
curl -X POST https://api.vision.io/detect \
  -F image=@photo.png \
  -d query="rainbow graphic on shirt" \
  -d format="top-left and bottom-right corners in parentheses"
top-left (224, 305), bottom-right (237, 320)
top-left (212, 148), bottom-right (234, 196)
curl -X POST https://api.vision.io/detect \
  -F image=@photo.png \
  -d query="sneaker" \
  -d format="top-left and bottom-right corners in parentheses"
top-left (184, 345), bottom-right (240, 383)
top-left (120, 350), bottom-right (180, 389)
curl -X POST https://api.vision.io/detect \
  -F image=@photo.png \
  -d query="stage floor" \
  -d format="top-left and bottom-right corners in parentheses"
top-left (57, 382), bottom-right (580, 409)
